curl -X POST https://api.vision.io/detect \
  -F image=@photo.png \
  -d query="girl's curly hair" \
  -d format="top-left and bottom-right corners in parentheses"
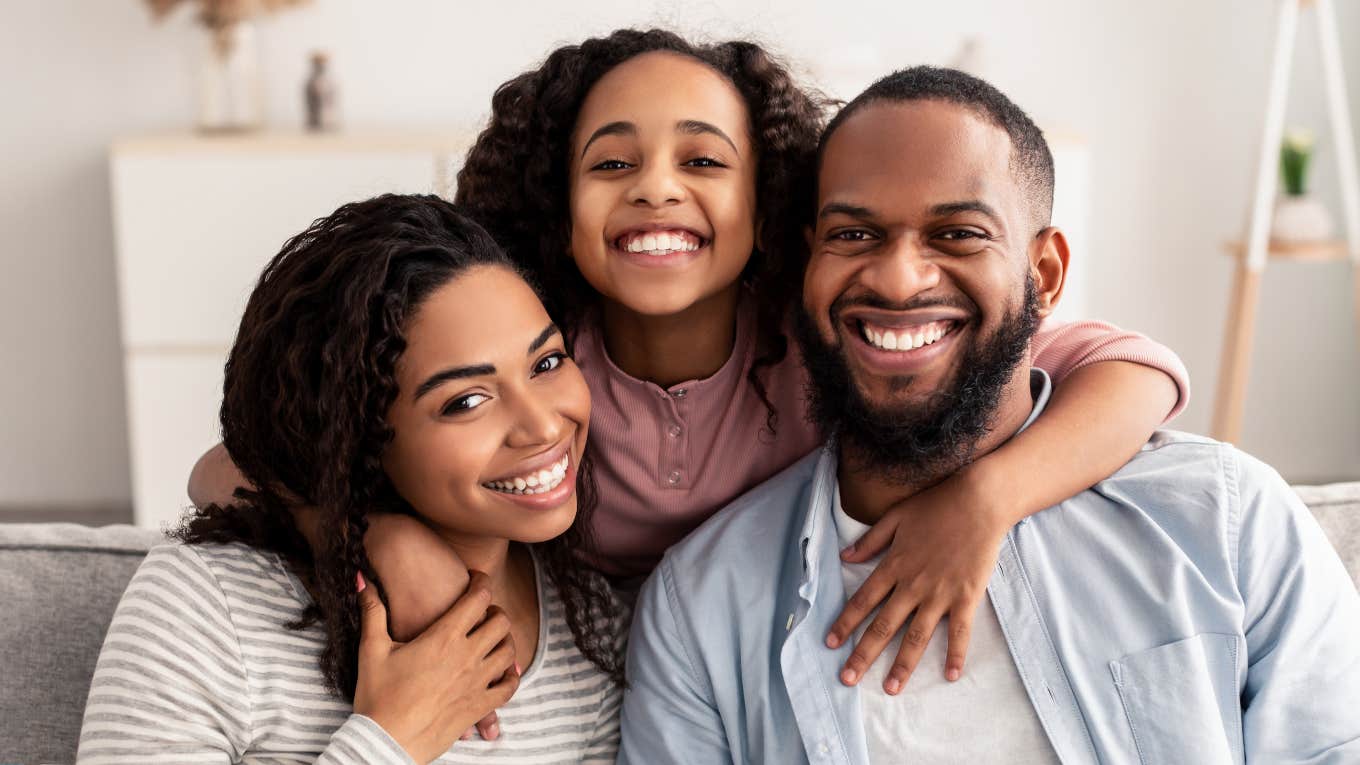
top-left (456, 28), bottom-right (831, 431)
top-left (174, 194), bottom-right (624, 698)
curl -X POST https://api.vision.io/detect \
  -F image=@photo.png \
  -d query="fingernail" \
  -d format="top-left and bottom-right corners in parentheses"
top-left (947, 668), bottom-right (961, 682)
top-left (487, 724), bottom-right (500, 739)
top-left (825, 634), bottom-right (840, 649)
top-left (885, 678), bottom-right (901, 695)
top-left (840, 544), bottom-right (855, 558)
top-left (461, 731), bottom-right (471, 741)
top-left (514, 662), bottom-right (522, 675)
top-left (355, 572), bottom-right (365, 593)
top-left (841, 668), bottom-right (857, 685)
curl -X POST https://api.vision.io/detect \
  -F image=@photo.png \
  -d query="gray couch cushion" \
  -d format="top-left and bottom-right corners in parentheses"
top-left (0, 523), bottom-right (164, 765)
top-left (1294, 482), bottom-right (1360, 591)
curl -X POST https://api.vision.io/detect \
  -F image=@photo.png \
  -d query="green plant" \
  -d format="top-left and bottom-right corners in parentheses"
top-left (1281, 127), bottom-right (1315, 197)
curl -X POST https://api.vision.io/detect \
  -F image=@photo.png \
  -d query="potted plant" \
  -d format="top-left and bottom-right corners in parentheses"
top-left (1272, 127), bottom-right (1336, 243)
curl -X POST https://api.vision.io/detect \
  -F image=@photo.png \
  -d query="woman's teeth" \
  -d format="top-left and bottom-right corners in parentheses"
top-left (618, 230), bottom-right (702, 255)
top-left (861, 320), bottom-right (953, 352)
top-left (483, 454), bottom-right (570, 495)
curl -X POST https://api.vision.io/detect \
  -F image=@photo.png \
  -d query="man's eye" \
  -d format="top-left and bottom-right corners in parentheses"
top-left (442, 393), bottom-right (489, 416)
top-left (685, 157), bottom-right (726, 168)
top-left (938, 229), bottom-right (985, 241)
top-left (591, 159), bottom-right (631, 171)
top-left (534, 352), bottom-right (567, 375)
top-left (830, 230), bottom-right (873, 241)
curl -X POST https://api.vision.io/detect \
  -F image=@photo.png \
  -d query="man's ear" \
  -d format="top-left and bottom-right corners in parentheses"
top-left (1030, 227), bottom-right (1069, 317)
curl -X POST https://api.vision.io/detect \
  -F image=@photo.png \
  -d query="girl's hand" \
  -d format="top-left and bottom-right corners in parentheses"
top-left (826, 466), bottom-right (1010, 695)
top-left (354, 571), bottom-right (520, 764)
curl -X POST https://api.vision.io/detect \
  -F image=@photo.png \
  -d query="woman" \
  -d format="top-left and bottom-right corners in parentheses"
top-left (77, 195), bottom-right (624, 764)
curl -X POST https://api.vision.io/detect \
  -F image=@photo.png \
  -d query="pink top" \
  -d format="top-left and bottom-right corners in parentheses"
top-left (573, 303), bottom-right (1190, 577)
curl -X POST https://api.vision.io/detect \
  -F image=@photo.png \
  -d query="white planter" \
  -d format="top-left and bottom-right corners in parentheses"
top-left (1272, 195), bottom-right (1335, 242)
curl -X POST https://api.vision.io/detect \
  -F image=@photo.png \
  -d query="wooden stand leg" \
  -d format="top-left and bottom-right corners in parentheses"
top-left (1353, 265), bottom-right (1360, 359)
top-left (1212, 264), bottom-right (1263, 444)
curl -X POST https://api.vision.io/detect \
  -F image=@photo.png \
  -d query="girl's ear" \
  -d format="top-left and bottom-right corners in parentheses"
top-left (1029, 227), bottom-right (1069, 317)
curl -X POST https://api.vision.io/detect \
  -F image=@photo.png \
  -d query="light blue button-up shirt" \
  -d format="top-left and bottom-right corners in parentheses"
top-left (620, 370), bottom-right (1360, 764)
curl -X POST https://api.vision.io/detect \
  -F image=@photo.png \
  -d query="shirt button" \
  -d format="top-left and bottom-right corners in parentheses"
top-left (667, 425), bottom-right (682, 438)
top-left (670, 387), bottom-right (688, 399)
top-left (819, 742), bottom-right (830, 754)
top-left (667, 470), bottom-right (681, 485)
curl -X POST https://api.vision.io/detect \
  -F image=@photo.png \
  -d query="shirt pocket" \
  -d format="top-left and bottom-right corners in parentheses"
top-left (1109, 632), bottom-right (1243, 765)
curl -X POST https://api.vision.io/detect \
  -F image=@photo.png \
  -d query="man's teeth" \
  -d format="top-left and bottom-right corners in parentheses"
top-left (620, 230), bottom-right (702, 255)
top-left (861, 320), bottom-right (953, 352)
top-left (484, 454), bottom-right (570, 495)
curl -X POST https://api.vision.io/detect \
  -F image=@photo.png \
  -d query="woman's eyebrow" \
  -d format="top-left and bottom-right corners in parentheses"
top-left (528, 323), bottom-right (560, 354)
top-left (676, 119), bottom-right (739, 155)
top-left (414, 364), bottom-right (495, 401)
top-left (580, 121), bottom-right (635, 157)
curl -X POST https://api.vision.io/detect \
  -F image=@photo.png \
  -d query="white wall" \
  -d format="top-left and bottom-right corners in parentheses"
top-left (2, 0), bottom-right (1357, 510)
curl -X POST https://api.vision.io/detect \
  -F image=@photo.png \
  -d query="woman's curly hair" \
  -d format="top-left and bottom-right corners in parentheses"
top-left (174, 194), bottom-right (624, 698)
top-left (456, 28), bottom-right (831, 430)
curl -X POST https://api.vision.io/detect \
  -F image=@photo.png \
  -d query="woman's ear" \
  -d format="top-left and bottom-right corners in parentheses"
top-left (1030, 227), bottom-right (1069, 317)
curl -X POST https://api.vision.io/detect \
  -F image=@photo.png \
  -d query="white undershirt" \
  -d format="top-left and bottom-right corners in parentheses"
top-left (833, 484), bottom-right (1061, 764)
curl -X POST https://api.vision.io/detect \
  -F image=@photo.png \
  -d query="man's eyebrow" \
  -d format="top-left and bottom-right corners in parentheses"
top-left (580, 121), bottom-right (636, 158)
top-left (676, 120), bottom-right (739, 155)
top-left (819, 202), bottom-right (876, 220)
top-left (931, 200), bottom-right (1002, 223)
top-left (527, 323), bottom-right (560, 354)
top-left (414, 364), bottom-right (495, 401)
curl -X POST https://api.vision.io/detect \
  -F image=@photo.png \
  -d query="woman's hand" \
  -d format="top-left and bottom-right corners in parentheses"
top-left (826, 466), bottom-right (1010, 694)
top-left (353, 570), bottom-right (520, 764)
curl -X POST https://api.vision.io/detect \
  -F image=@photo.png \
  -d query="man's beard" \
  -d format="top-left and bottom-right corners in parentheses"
top-left (794, 278), bottom-right (1041, 484)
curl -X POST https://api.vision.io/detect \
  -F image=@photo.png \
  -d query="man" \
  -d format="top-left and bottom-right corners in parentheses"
top-left (618, 66), bottom-right (1360, 764)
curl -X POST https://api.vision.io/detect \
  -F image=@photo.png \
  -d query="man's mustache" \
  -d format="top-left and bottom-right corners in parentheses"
top-left (828, 291), bottom-right (978, 321)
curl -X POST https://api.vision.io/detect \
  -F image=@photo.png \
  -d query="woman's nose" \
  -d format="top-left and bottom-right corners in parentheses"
top-left (505, 389), bottom-right (564, 449)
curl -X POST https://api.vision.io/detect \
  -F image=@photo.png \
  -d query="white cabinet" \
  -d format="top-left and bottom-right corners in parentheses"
top-left (111, 131), bottom-right (468, 529)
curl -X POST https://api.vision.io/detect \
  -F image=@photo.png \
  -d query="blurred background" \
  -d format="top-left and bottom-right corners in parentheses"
top-left (2, 0), bottom-right (1357, 527)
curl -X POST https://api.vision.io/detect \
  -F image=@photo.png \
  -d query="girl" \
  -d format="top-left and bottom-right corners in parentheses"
top-left (192, 29), bottom-right (1188, 697)
top-left (85, 196), bottom-right (623, 764)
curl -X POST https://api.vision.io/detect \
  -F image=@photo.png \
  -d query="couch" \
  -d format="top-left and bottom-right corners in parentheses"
top-left (3, 483), bottom-right (1359, 764)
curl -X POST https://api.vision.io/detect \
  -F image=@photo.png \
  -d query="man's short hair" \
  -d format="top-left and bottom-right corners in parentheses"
top-left (818, 66), bottom-right (1055, 233)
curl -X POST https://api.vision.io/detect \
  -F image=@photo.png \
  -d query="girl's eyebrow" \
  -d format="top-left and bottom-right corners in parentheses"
top-left (581, 121), bottom-right (635, 157)
top-left (676, 120), bottom-right (739, 155)
top-left (413, 323), bottom-right (559, 401)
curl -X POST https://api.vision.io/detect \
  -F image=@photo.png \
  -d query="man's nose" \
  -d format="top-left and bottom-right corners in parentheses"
top-left (628, 162), bottom-right (685, 207)
top-left (505, 389), bottom-right (564, 449)
top-left (860, 235), bottom-right (941, 303)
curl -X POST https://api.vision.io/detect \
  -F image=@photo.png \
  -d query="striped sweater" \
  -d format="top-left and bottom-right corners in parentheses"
top-left (77, 542), bottom-right (623, 764)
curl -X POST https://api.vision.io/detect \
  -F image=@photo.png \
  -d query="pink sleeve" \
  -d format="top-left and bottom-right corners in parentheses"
top-left (1031, 318), bottom-right (1190, 423)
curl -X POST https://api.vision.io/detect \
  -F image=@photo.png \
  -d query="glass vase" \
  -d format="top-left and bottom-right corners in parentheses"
top-left (196, 21), bottom-right (264, 133)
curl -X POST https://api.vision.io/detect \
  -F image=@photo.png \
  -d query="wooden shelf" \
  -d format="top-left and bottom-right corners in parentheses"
top-left (1224, 239), bottom-right (1352, 262)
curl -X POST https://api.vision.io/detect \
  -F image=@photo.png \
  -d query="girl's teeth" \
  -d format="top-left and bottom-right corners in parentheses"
top-left (642, 234), bottom-right (657, 251)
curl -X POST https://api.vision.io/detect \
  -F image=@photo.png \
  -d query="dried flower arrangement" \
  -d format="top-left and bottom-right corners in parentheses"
top-left (144, 0), bottom-right (310, 57)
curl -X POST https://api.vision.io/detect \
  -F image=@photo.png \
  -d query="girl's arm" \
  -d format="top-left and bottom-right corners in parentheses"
top-left (827, 321), bottom-right (1186, 694)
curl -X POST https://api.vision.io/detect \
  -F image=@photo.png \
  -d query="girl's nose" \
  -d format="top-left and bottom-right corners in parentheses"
top-left (628, 162), bottom-right (685, 207)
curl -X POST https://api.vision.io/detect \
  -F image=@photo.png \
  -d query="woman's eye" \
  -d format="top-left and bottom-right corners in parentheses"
top-left (441, 393), bottom-right (489, 416)
top-left (533, 352), bottom-right (567, 375)
top-left (685, 156), bottom-right (726, 169)
top-left (591, 159), bottom-right (632, 171)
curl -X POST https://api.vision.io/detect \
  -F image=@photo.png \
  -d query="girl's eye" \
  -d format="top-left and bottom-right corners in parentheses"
top-left (591, 159), bottom-right (632, 171)
top-left (441, 393), bottom-right (489, 417)
top-left (685, 156), bottom-right (726, 169)
top-left (533, 352), bottom-right (567, 375)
